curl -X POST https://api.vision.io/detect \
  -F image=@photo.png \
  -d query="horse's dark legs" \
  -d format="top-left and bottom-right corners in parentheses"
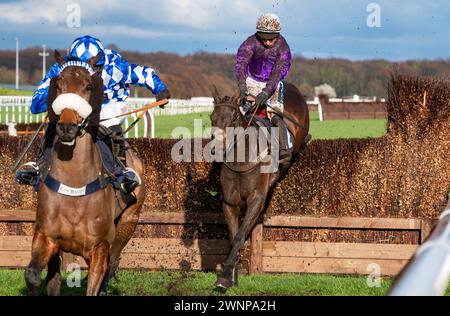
top-left (217, 193), bottom-right (266, 290)
top-left (25, 230), bottom-right (59, 296)
top-left (223, 202), bottom-right (240, 241)
top-left (100, 206), bottom-right (140, 295)
top-left (86, 241), bottom-right (109, 296)
top-left (215, 202), bottom-right (240, 289)
top-left (46, 252), bottom-right (61, 296)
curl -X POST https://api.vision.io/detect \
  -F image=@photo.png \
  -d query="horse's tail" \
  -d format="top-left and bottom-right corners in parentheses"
top-left (301, 134), bottom-right (312, 150)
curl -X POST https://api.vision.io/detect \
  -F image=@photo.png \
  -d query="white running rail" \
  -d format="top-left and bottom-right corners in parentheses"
top-left (389, 200), bottom-right (450, 296)
top-left (0, 96), bottom-right (215, 138)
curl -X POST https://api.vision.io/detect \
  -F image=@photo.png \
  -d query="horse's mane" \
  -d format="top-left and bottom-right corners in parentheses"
top-left (212, 87), bottom-right (241, 107)
top-left (214, 96), bottom-right (238, 106)
top-left (65, 56), bottom-right (82, 63)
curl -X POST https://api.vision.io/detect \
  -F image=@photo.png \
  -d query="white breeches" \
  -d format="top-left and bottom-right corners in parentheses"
top-left (245, 77), bottom-right (283, 119)
top-left (100, 100), bottom-right (129, 127)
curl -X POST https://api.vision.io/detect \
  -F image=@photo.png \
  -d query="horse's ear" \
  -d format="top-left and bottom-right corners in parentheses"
top-left (88, 75), bottom-right (104, 126)
top-left (88, 54), bottom-right (102, 70)
top-left (55, 50), bottom-right (65, 66)
top-left (210, 85), bottom-right (221, 105)
top-left (231, 90), bottom-right (240, 106)
top-left (47, 78), bottom-right (59, 125)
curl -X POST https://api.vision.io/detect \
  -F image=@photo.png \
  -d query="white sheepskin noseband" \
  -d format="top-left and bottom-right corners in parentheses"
top-left (52, 93), bottom-right (92, 119)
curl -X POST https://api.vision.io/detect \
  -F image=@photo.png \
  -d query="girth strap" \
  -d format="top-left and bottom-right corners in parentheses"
top-left (44, 174), bottom-right (110, 197)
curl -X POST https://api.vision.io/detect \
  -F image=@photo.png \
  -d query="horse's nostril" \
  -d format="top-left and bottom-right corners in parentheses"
top-left (57, 123), bottom-right (78, 138)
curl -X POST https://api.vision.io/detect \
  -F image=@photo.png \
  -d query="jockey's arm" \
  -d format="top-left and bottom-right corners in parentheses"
top-left (263, 45), bottom-right (292, 97)
top-left (30, 63), bottom-right (61, 115)
top-left (118, 59), bottom-right (168, 96)
top-left (235, 37), bottom-right (255, 91)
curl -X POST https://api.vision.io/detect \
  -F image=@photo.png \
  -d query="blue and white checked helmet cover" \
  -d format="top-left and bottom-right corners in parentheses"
top-left (69, 35), bottom-right (105, 67)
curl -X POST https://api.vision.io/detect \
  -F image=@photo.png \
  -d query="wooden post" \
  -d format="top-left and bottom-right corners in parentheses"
top-left (420, 219), bottom-right (435, 244)
top-left (250, 222), bottom-right (263, 274)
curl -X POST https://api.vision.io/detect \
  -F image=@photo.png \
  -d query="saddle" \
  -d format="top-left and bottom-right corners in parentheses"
top-left (241, 95), bottom-right (294, 150)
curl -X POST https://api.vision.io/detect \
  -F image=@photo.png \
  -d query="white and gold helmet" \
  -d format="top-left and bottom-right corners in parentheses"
top-left (256, 13), bottom-right (281, 34)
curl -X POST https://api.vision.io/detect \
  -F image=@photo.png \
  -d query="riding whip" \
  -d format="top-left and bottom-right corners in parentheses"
top-left (13, 116), bottom-right (47, 172)
top-left (99, 99), bottom-right (169, 124)
top-left (120, 99), bottom-right (169, 136)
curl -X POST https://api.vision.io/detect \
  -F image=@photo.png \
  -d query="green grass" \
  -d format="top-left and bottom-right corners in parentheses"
top-left (0, 269), bottom-right (402, 296)
top-left (0, 88), bottom-right (33, 96)
top-left (309, 112), bottom-right (387, 140)
top-left (154, 112), bottom-right (213, 139)
top-left (152, 111), bottom-right (387, 140)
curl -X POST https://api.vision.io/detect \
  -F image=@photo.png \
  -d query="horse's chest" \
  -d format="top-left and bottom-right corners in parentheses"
top-left (220, 167), bottom-right (266, 203)
top-left (39, 204), bottom-right (114, 244)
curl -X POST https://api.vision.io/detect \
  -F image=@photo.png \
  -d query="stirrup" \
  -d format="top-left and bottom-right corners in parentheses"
top-left (15, 162), bottom-right (40, 185)
top-left (118, 168), bottom-right (141, 195)
top-left (20, 162), bottom-right (40, 171)
top-left (119, 180), bottom-right (139, 195)
top-left (124, 167), bottom-right (142, 186)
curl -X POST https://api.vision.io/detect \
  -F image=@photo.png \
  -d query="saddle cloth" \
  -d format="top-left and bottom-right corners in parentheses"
top-left (245, 77), bottom-right (284, 119)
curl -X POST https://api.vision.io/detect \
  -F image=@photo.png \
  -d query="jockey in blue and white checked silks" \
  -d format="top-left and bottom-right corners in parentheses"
top-left (17, 35), bottom-right (170, 195)
top-left (31, 35), bottom-right (170, 127)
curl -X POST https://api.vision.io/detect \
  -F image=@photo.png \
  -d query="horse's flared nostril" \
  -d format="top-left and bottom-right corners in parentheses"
top-left (56, 123), bottom-right (78, 142)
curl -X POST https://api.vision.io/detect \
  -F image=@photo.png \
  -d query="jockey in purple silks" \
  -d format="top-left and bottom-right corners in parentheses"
top-left (235, 13), bottom-right (293, 169)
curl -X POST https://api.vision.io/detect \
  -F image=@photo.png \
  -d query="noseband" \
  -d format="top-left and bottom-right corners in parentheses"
top-left (212, 103), bottom-right (241, 124)
top-left (212, 103), bottom-right (267, 174)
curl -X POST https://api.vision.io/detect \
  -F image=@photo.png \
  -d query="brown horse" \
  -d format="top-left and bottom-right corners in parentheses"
top-left (211, 83), bottom-right (310, 290)
top-left (24, 51), bottom-right (145, 296)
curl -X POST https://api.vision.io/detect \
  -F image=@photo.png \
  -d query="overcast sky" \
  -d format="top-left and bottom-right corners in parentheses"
top-left (0, 0), bottom-right (449, 60)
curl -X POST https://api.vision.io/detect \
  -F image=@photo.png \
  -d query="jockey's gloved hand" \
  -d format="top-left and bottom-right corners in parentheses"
top-left (156, 89), bottom-right (171, 108)
top-left (255, 91), bottom-right (269, 107)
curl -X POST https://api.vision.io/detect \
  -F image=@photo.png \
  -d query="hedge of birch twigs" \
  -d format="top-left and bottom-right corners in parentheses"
top-left (0, 74), bottom-right (449, 219)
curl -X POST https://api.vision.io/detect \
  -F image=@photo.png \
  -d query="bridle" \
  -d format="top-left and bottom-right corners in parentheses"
top-left (212, 102), bottom-right (267, 174)
top-left (212, 103), bottom-right (241, 123)
top-left (40, 64), bottom-right (111, 197)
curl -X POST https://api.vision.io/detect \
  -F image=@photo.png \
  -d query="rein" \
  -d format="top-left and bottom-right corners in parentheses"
top-left (213, 103), bottom-right (269, 174)
top-left (13, 116), bottom-right (47, 172)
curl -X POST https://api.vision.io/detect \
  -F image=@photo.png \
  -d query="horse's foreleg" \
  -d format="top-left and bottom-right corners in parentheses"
top-left (100, 206), bottom-right (140, 295)
top-left (215, 202), bottom-right (241, 289)
top-left (218, 193), bottom-right (266, 290)
top-left (25, 230), bottom-right (59, 296)
top-left (86, 241), bottom-right (109, 296)
top-left (46, 252), bottom-right (61, 296)
top-left (223, 202), bottom-right (240, 241)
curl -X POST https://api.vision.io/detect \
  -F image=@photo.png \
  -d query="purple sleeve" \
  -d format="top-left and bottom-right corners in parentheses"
top-left (235, 37), bottom-right (255, 89)
top-left (263, 39), bottom-right (292, 96)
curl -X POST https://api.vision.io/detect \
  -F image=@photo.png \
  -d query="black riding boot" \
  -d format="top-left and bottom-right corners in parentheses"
top-left (109, 125), bottom-right (140, 195)
top-left (15, 123), bottom-right (56, 186)
top-left (270, 114), bottom-right (292, 171)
